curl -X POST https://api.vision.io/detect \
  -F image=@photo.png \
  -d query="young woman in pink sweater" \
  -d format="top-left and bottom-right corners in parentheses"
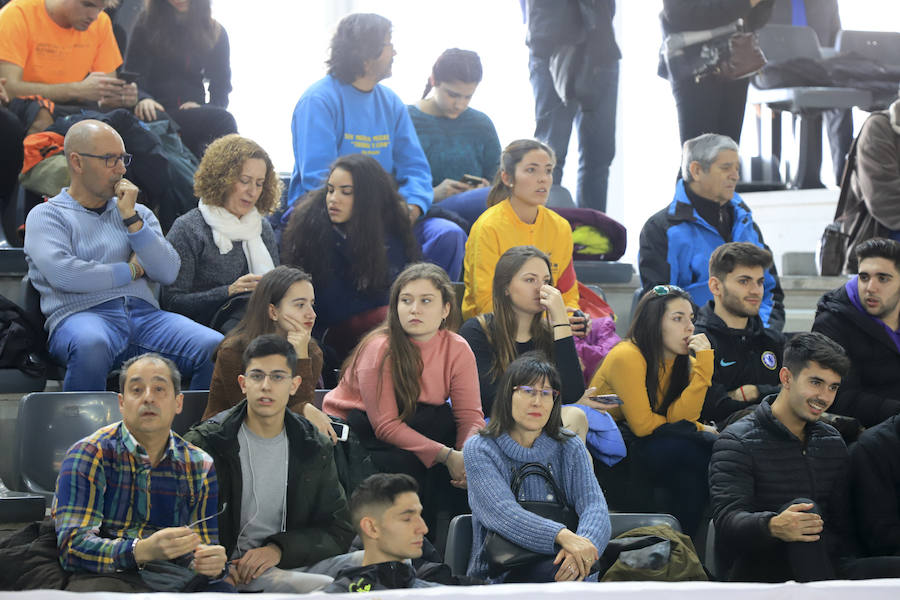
top-left (323, 263), bottom-right (485, 539)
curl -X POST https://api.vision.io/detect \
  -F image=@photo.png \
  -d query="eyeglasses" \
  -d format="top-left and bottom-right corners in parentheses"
top-left (77, 152), bottom-right (133, 168)
top-left (514, 385), bottom-right (559, 400)
top-left (244, 371), bottom-right (291, 384)
top-left (651, 284), bottom-right (685, 297)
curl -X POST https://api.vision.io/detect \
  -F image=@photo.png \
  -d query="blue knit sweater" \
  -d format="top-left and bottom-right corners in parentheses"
top-left (24, 189), bottom-right (180, 334)
top-left (463, 431), bottom-right (611, 581)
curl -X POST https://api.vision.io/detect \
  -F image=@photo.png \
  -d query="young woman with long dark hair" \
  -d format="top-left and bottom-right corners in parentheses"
top-left (125, 0), bottom-right (237, 157)
top-left (205, 266), bottom-right (336, 441)
top-left (281, 154), bottom-right (419, 367)
top-left (322, 263), bottom-right (484, 539)
top-left (459, 245), bottom-right (588, 437)
top-left (590, 285), bottom-right (716, 536)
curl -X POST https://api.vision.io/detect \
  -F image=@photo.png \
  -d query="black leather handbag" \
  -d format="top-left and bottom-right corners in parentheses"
top-left (484, 462), bottom-right (578, 576)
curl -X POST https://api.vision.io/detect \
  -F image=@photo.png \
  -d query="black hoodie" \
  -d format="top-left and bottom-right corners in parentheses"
top-left (812, 285), bottom-right (900, 427)
top-left (694, 300), bottom-right (784, 424)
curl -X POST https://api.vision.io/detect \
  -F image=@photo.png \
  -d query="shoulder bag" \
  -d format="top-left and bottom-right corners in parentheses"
top-left (484, 461), bottom-right (578, 577)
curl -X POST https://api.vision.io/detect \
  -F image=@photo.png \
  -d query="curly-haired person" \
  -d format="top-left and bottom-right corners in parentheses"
top-left (162, 134), bottom-right (282, 330)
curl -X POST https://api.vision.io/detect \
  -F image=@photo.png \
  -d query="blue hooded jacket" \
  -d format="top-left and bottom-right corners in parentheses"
top-left (638, 180), bottom-right (785, 331)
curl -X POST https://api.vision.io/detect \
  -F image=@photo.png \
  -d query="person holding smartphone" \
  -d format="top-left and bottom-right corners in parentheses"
top-left (590, 284), bottom-right (716, 538)
top-left (185, 334), bottom-right (355, 593)
top-left (124, 0), bottom-right (237, 157)
top-left (408, 48), bottom-right (501, 227)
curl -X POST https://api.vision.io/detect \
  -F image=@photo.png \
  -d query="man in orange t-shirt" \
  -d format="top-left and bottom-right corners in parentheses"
top-left (0, 0), bottom-right (136, 109)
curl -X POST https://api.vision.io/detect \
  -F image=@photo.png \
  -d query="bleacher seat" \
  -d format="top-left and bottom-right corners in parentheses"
top-left (444, 512), bottom-right (682, 577)
top-left (17, 391), bottom-right (120, 501)
top-left (835, 29), bottom-right (900, 69)
top-left (172, 390), bottom-right (209, 436)
top-left (748, 25), bottom-right (872, 189)
top-left (0, 476), bottom-right (45, 523)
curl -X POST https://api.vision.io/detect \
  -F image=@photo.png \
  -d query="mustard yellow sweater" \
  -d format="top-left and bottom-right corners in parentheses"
top-left (589, 341), bottom-right (714, 437)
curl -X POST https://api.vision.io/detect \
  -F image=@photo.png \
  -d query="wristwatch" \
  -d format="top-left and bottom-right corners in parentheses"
top-left (122, 213), bottom-right (143, 228)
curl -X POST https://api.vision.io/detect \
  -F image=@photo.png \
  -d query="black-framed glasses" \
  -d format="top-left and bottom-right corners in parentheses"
top-left (514, 385), bottom-right (559, 400)
top-left (77, 152), bottom-right (132, 168)
top-left (651, 284), bottom-right (685, 297)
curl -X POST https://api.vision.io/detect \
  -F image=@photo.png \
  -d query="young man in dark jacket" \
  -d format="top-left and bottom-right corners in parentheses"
top-left (184, 334), bottom-right (354, 592)
top-left (849, 414), bottom-right (900, 557)
top-left (695, 242), bottom-right (784, 425)
top-left (324, 473), bottom-right (439, 592)
top-left (812, 238), bottom-right (900, 427)
top-left (710, 333), bottom-right (900, 582)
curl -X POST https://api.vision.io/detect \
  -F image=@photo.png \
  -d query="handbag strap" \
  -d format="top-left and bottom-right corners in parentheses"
top-left (833, 111), bottom-right (889, 221)
top-left (509, 462), bottom-right (568, 506)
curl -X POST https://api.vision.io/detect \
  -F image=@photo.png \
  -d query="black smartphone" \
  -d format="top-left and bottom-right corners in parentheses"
top-left (589, 394), bottom-right (624, 405)
top-left (117, 70), bottom-right (139, 84)
top-left (460, 174), bottom-right (482, 186)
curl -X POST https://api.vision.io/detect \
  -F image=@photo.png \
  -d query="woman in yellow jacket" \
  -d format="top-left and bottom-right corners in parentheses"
top-left (461, 139), bottom-right (587, 335)
top-left (590, 284), bottom-right (716, 537)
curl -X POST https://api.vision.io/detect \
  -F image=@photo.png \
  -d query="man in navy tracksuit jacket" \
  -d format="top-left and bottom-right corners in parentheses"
top-left (639, 133), bottom-right (785, 331)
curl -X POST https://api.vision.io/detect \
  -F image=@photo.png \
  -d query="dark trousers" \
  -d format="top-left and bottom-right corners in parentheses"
top-left (670, 75), bottom-right (750, 146)
top-left (731, 499), bottom-right (900, 582)
top-left (163, 105), bottom-right (238, 159)
top-left (347, 402), bottom-right (469, 551)
top-left (528, 52), bottom-right (618, 212)
top-left (630, 425), bottom-right (716, 538)
top-left (0, 107), bottom-right (25, 204)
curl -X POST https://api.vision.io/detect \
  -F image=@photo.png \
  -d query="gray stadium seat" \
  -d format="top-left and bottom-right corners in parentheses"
top-left (17, 391), bottom-right (120, 502)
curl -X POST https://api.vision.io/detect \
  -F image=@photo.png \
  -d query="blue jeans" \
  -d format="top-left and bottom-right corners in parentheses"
top-left (414, 217), bottom-right (466, 281)
top-left (529, 53), bottom-right (619, 212)
top-left (436, 187), bottom-right (490, 230)
top-left (49, 297), bottom-right (223, 391)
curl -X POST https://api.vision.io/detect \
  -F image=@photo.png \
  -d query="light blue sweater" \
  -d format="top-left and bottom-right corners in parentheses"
top-left (463, 431), bottom-right (611, 581)
top-left (24, 189), bottom-right (180, 334)
top-left (287, 75), bottom-right (433, 214)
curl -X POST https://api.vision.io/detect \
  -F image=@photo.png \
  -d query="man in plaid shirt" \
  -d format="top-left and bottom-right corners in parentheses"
top-left (52, 353), bottom-right (229, 592)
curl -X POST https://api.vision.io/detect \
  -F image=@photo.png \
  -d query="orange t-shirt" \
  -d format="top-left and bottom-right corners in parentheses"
top-left (0, 0), bottom-right (122, 84)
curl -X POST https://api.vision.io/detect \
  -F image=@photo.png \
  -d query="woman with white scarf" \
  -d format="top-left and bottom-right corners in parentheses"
top-left (163, 134), bottom-right (280, 330)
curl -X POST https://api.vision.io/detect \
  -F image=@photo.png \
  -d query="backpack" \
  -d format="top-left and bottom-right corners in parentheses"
top-left (598, 524), bottom-right (708, 582)
top-left (0, 294), bottom-right (46, 378)
top-left (817, 112), bottom-right (891, 276)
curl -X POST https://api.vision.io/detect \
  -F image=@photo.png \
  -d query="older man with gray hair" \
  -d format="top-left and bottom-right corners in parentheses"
top-left (638, 133), bottom-right (785, 331)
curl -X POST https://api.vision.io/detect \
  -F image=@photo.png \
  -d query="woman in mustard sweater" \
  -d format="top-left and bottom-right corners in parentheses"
top-left (590, 285), bottom-right (716, 536)
top-left (461, 139), bottom-right (587, 336)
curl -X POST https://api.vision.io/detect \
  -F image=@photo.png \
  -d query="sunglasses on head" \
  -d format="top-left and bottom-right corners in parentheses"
top-left (651, 284), bottom-right (685, 297)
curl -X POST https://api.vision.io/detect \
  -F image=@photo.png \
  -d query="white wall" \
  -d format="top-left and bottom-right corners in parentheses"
top-left (213, 0), bottom-right (900, 264)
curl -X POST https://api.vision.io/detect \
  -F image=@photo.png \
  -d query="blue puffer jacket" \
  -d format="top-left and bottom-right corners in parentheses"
top-left (638, 180), bottom-right (785, 331)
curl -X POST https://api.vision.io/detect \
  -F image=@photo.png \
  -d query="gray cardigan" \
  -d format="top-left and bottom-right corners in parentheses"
top-left (162, 207), bottom-right (278, 324)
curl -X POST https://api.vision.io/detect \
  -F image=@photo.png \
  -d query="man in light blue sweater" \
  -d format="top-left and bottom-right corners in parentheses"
top-left (285, 13), bottom-right (466, 280)
top-left (24, 119), bottom-right (222, 391)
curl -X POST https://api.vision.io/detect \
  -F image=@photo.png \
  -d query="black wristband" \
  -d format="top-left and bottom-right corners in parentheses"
top-left (122, 213), bottom-right (142, 227)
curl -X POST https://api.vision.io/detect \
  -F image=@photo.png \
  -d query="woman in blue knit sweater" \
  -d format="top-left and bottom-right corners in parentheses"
top-left (464, 353), bottom-right (610, 583)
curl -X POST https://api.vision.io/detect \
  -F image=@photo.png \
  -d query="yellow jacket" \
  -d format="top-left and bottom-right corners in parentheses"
top-left (461, 200), bottom-right (578, 320)
top-left (590, 341), bottom-right (714, 437)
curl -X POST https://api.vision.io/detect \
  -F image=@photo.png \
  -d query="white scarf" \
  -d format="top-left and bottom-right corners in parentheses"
top-left (197, 202), bottom-right (275, 275)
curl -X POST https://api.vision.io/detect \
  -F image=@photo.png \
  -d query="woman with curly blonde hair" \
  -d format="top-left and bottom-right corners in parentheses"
top-left (162, 134), bottom-right (282, 330)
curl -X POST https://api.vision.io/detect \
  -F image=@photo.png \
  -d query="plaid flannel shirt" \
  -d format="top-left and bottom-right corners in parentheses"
top-left (52, 421), bottom-right (219, 573)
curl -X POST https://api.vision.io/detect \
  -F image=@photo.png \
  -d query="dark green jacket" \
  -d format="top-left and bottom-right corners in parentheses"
top-left (183, 401), bottom-right (354, 568)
